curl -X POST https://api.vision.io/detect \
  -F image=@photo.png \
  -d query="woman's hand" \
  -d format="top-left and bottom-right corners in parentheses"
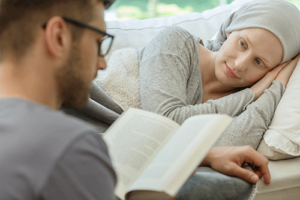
top-left (251, 54), bottom-right (300, 101)
top-left (275, 54), bottom-right (300, 87)
top-left (251, 62), bottom-right (288, 101)
top-left (201, 146), bottom-right (271, 184)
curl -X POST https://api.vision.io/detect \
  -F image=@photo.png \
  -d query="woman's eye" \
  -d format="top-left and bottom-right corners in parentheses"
top-left (240, 40), bottom-right (246, 48)
top-left (256, 59), bottom-right (262, 66)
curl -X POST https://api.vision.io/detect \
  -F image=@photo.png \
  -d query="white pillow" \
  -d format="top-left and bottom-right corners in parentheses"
top-left (104, 0), bottom-right (254, 61)
top-left (257, 139), bottom-right (295, 161)
top-left (259, 59), bottom-right (300, 157)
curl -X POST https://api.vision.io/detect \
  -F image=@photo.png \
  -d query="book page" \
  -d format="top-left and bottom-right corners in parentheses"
top-left (129, 115), bottom-right (232, 196)
top-left (103, 108), bottom-right (180, 200)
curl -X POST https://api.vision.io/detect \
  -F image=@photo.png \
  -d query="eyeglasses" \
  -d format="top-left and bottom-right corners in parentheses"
top-left (42, 17), bottom-right (114, 56)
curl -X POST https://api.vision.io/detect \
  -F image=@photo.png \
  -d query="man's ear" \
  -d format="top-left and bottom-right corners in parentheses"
top-left (43, 16), bottom-right (71, 60)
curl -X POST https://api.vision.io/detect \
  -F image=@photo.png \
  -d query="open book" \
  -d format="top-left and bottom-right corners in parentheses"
top-left (104, 108), bottom-right (232, 200)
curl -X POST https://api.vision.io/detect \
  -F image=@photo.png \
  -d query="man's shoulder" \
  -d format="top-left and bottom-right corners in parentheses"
top-left (19, 99), bottom-right (98, 134)
top-left (44, 108), bottom-right (98, 135)
top-left (0, 99), bottom-right (102, 154)
top-left (0, 99), bottom-right (110, 199)
top-left (29, 103), bottom-right (102, 149)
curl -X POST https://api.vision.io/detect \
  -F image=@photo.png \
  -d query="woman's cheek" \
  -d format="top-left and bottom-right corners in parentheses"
top-left (246, 72), bottom-right (264, 84)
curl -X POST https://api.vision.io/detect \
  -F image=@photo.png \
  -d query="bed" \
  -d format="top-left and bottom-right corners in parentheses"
top-left (64, 0), bottom-right (300, 199)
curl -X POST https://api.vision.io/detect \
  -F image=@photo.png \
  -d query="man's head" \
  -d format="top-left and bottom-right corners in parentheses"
top-left (0, 0), bottom-right (115, 108)
top-left (0, 0), bottom-right (114, 59)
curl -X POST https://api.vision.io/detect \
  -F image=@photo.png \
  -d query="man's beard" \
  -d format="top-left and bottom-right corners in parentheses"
top-left (56, 44), bottom-right (91, 108)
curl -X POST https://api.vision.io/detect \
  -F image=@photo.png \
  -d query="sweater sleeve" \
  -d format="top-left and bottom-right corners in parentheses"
top-left (214, 80), bottom-right (285, 149)
top-left (139, 27), bottom-right (255, 125)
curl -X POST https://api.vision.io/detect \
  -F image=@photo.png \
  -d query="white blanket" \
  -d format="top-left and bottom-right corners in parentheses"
top-left (95, 48), bottom-right (142, 110)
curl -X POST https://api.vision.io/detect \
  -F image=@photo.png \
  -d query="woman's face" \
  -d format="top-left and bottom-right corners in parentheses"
top-left (214, 28), bottom-right (283, 88)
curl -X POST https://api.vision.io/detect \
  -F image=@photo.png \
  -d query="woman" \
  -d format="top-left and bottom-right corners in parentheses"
top-left (96, 0), bottom-right (300, 149)
top-left (137, 0), bottom-right (300, 149)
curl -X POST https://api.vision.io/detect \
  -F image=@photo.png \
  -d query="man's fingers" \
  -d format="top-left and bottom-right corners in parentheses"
top-left (249, 159), bottom-right (270, 185)
top-left (254, 170), bottom-right (263, 178)
top-left (262, 169), bottom-right (271, 185)
top-left (207, 146), bottom-right (271, 185)
top-left (243, 147), bottom-right (271, 184)
top-left (232, 165), bottom-right (259, 184)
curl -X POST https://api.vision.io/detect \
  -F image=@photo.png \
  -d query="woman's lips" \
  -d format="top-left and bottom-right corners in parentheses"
top-left (225, 63), bottom-right (239, 79)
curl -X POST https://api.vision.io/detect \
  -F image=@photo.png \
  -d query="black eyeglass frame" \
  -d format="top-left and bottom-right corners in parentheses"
top-left (42, 17), bottom-right (114, 56)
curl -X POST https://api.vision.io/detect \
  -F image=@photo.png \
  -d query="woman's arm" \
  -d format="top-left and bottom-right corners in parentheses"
top-left (140, 27), bottom-right (255, 125)
top-left (214, 80), bottom-right (284, 149)
top-left (140, 53), bottom-right (255, 124)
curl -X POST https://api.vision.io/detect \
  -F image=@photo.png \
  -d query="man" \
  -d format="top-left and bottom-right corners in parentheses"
top-left (0, 0), bottom-right (270, 200)
top-left (0, 0), bottom-right (117, 199)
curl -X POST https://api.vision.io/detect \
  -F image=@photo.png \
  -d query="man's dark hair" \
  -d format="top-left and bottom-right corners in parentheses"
top-left (0, 0), bottom-right (115, 60)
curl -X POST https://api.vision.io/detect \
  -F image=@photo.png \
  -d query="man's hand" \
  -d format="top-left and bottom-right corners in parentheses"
top-left (200, 146), bottom-right (271, 184)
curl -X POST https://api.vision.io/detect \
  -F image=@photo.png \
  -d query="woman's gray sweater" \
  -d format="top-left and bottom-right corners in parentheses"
top-left (138, 26), bottom-right (285, 149)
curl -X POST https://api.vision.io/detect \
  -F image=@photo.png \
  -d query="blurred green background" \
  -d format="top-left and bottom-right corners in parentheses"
top-left (106, 0), bottom-right (300, 21)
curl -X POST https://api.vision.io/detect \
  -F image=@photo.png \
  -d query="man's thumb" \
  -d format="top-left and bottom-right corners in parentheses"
top-left (234, 167), bottom-right (259, 184)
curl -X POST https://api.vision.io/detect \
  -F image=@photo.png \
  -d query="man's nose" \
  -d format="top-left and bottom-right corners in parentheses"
top-left (234, 53), bottom-right (249, 71)
top-left (97, 56), bottom-right (107, 70)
